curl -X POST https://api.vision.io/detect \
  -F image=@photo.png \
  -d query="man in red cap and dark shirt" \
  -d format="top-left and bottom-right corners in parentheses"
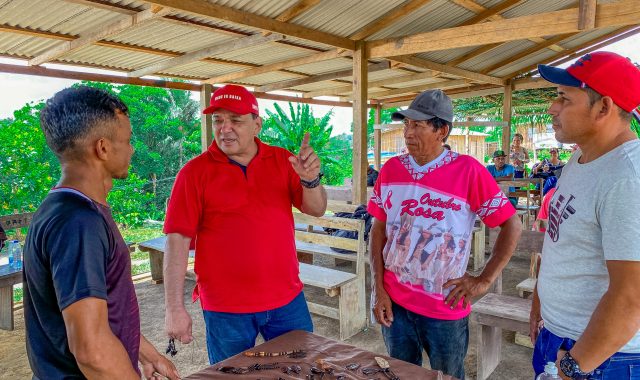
top-left (531, 51), bottom-right (640, 379)
top-left (163, 84), bottom-right (327, 364)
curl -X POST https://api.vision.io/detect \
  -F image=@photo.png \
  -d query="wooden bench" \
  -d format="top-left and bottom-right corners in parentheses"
top-left (471, 293), bottom-right (532, 380)
top-left (489, 229), bottom-right (544, 298)
top-left (0, 212), bottom-right (34, 331)
top-left (293, 212), bottom-right (367, 340)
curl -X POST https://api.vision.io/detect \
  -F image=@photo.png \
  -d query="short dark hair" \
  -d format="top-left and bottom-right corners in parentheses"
top-left (428, 117), bottom-right (453, 142)
top-left (585, 87), bottom-right (631, 122)
top-left (40, 86), bottom-right (129, 158)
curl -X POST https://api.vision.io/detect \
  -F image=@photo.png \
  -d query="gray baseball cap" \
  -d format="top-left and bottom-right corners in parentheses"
top-left (391, 89), bottom-right (453, 123)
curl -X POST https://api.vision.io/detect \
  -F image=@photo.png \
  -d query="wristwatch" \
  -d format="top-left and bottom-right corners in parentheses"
top-left (559, 351), bottom-right (593, 379)
top-left (300, 173), bottom-right (323, 189)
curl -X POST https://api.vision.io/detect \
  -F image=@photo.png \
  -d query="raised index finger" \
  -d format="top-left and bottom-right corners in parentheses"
top-left (300, 132), bottom-right (310, 150)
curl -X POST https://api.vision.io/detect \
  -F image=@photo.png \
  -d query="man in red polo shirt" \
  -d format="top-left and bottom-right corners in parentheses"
top-left (163, 84), bottom-right (327, 364)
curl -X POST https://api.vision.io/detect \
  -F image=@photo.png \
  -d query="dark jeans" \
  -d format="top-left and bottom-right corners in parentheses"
top-left (381, 301), bottom-right (468, 379)
top-left (533, 327), bottom-right (640, 379)
top-left (202, 291), bottom-right (313, 364)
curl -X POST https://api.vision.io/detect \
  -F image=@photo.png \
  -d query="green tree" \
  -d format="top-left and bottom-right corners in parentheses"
top-left (0, 102), bottom-right (59, 214)
top-left (260, 102), bottom-right (351, 184)
top-left (260, 102), bottom-right (333, 155)
top-left (0, 82), bottom-right (202, 227)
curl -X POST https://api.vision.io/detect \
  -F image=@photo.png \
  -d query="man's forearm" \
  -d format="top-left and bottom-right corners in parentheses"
top-left (164, 234), bottom-right (191, 310)
top-left (369, 221), bottom-right (387, 289)
top-left (139, 335), bottom-right (160, 364)
top-left (479, 215), bottom-right (521, 283)
top-left (301, 185), bottom-right (327, 217)
top-left (570, 291), bottom-right (640, 372)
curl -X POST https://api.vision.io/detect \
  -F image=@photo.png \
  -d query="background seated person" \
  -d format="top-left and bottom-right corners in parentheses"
top-left (486, 150), bottom-right (514, 180)
top-left (486, 150), bottom-right (517, 206)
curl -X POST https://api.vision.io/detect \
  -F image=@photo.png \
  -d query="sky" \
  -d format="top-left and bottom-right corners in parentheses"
top-left (1, 34), bottom-right (638, 136)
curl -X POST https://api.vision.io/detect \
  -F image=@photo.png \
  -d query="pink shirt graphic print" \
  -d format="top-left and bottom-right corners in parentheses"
top-left (368, 151), bottom-right (515, 320)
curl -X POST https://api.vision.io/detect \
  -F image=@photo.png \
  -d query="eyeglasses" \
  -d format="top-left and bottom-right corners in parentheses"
top-left (550, 150), bottom-right (558, 154)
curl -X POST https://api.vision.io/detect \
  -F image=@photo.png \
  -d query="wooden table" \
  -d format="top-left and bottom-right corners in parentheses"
top-left (137, 236), bottom-right (195, 284)
top-left (185, 330), bottom-right (456, 379)
top-left (0, 264), bottom-right (22, 330)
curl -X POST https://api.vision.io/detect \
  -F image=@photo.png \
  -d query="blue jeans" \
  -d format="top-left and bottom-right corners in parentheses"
top-left (533, 327), bottom-right (640, 379)
top-left (202, 291), bottom-right (313, 364)
top-left (381, 301), bottom-right (468, 379)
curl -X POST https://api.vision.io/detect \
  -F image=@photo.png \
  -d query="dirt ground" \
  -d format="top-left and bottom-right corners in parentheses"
top-left (0, 251), bottom-right (534, 380)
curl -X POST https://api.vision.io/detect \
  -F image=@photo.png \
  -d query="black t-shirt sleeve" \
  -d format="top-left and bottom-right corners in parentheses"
top-left (47, 210), bottom-right (111, 311)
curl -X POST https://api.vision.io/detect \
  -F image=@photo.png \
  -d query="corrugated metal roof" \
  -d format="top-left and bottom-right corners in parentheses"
top-left (60, 45), bottom-right (159, 70)
top-left (0, 33), bottom-right (60, 57)
top-left (0, 0), bottom-right (636, 101)
top-left (502, 0), bottom-right (575, 18)
top-left (192, 0), bottom-right (300, 19)
top-left (291, 80), bottom-right (351, 92)
top-left (108, 20), bottom-right (237, 54)
top-left (233, 71), bottom-right (304, 87)
top-left (289, 57), bottom-right (353, 75)
top-left (555, 26), bottom-right (621, 51)
top-left (416, 46), bottom-right (482, 65)
top-left (0, 0), bottom-right (121, 35)
top-left (457, 40), bottom-right (536, 72)
top-left (291, 0), bottom-right (405, 37)
top-left (214, 42), bottom-right (313, 65)
top-left (367, 0), bottom-right (474, 40)
top-left (159, 60), bottom-right (254, 79)
top-left (491, 49), bottom-right (559, 77)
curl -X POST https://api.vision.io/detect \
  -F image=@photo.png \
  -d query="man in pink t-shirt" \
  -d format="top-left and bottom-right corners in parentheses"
top-left (368, 89), bottom-right (522, 379)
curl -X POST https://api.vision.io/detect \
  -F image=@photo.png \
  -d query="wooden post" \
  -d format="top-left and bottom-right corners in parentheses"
top-left (374, 104), bottom-right (382, 170)
top-left (352, 41), bottom-right (368, 205)
top-left (200, 83), bottom-right (213, 152)
top-left (578, 0), bottom-right (597, 30)
top-left (502, 80), bottom-right (513, 159)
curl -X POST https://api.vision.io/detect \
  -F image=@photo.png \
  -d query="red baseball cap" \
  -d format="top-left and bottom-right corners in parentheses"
top-left (538, 51), bottom-right (640, 121)
top-left (202, 84), bottom-right (259, 115)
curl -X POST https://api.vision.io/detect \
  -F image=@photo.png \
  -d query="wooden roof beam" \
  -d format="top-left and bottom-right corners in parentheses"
top-left (481, 33), bottom-right (577, 75)
top-left (145, 0), bottom-right (355, 50)
top-left (362, 79), bottom-right (469, 100)
top-left (349, 0), bottom-right (434, 40)
top-left (29, 6), bottom-right (171, 66)
top-left (128, 33), bottom-right (285, 77)
top-left (62, 0), bottom-right (138, 14)
top-left (451, 0), bottom-right (565, 51)
top-left (0, 23), bottom-right (265, 69)
top-left (0, 62), bottom-right (355, 108)
top-left (459, 0), bottom-right (523, 26)
top-left (368, 0), bottom-right (640, 58)
top-left (391, 55), bottom-right (504, 85)
top-left (578, 0), bottom-right (597, 30)
top-left (276, 0), bottom-right (321, 22)
top-left (446, 43), bottom-right (502, 67)
top-left (506, 25), bottom-right (640, 79)
top-left (65, 0), bottom-right (329, 52)
top-left (203, 49), bottom-right (352, 84)
top-left (303, 70), bottom-right (435, 98)
top-left (256, 61), bottom-right (390, 92)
